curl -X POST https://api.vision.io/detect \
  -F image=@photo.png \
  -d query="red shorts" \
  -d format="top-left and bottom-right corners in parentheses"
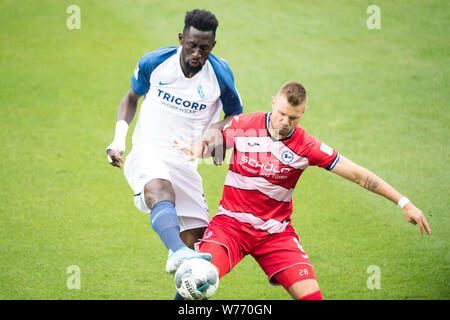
top-left (196, 214), bottom-right (317, 288)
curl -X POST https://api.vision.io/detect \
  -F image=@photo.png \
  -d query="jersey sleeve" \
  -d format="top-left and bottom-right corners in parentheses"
top-left (130, 47), bottom-right (178, 96)
top-left (207, 54), bottom-right (243, 116)
top-left (131, 58), bottom-right (150, 96)
top-left (222, 115), bottom-right (241, 149)
top-left (304, 137), bottom-right (340, 170)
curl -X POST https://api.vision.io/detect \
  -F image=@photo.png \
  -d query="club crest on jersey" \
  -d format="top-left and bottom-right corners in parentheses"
top-left (281, 150), bottom-right (294, 164)
top-left (197, 85), bottom-right (205, 99)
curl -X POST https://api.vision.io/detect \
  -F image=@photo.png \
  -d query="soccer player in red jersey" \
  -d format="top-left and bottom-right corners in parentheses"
top-left (174, 81), bottom-right (431, 300)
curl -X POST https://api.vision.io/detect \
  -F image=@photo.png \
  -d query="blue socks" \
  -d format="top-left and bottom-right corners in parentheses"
top-left (174, 292), bottom-right (185, 300)
top-left (150, 200), bottom-right (185, 253)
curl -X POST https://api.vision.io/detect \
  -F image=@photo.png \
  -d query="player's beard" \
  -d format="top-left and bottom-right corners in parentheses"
top-left (183, 59), bottom-right (203, 75)
top-left (269, 119), bottom-right (290, 140)
top-left (278, 127), bottom-right (291, 137)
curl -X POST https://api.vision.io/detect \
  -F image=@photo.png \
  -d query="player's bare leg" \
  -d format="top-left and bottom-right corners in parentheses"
top-left (143, 179), bottom-right (211, 274)
top-left (144, 179), bottom-right (206, 249)
top-left (180, 227), bottom-right (207, 249)
top-left (143, 178), bottom-right (176, 208)
top-left (288, 279), bottom-right (321, 300)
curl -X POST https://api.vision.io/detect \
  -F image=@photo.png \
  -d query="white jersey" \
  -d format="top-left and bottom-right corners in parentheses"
top-left (130, 46), bottom-right (243, 160)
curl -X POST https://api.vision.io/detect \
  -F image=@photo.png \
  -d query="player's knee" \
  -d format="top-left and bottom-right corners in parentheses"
top-left (143, 179), bottom-right (175, 208)
top-left (289, 279), bottom-right (321, 300)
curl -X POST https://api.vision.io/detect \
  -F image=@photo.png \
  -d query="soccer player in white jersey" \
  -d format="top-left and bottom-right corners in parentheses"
top-left (106, 9), bottom-right (243, 279)
top-left (176, 82), bottom-right (431, 300)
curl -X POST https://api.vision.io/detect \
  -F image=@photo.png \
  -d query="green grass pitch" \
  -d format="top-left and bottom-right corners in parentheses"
top-left (0, 0), bottom-right (448, 300)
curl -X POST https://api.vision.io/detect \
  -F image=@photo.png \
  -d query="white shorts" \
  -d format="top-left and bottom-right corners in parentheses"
top-left (123, 148), bottom-right (210, 232)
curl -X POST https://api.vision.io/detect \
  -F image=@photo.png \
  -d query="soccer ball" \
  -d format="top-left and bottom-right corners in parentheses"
top-left (174, 258), bottom-right (219, 300)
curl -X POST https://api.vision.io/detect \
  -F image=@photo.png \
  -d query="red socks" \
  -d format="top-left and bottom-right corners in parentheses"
top-left (299, 290), bottom-right (323, 300)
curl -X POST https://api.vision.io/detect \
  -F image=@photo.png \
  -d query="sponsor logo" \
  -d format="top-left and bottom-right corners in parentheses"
top-left (182, 271), bottom-right (198, 298)
top-left (293, 238), bottom-right (309, 258)
top-left (159, 81), bottom-right (172, 86)
top-left (241, 155), bottom-right (293, 174)
top-left (248, 142), bottom-right (260, 147)
top-left (320, 142), bottom-right (333, 156)
top-left (151, 212), bottom-right (162, 226)
top-left (157, 89), bottom-right (207, 111)
top-left (204, 231), bottom-right (213, 239)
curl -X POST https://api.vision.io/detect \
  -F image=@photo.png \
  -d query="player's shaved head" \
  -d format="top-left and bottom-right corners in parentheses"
top-left (277, 82), bottom-right (307, 107)
top-left (183, 9), bottom-right (218, 38)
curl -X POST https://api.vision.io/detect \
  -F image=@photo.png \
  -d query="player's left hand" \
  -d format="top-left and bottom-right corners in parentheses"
top-left (402, 202), bottom-right (432, 236)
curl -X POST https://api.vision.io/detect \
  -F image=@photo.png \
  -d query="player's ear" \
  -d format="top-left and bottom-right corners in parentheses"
top-left (178, 32), bottom-right (184, 45)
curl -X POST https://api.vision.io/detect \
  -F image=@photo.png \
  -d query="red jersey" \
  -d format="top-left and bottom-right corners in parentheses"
top-left (218, 112), bottom-right (340, 234)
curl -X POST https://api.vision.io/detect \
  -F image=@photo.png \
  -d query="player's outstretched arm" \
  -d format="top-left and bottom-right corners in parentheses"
top-left (173, 115), bottom-right (233, 164)
top-left (106, 88), bottom-right (140, 169)
top-left (331, 155), bottom-right (431, 235)
top-left (173, 140), bottom-right (207, 161)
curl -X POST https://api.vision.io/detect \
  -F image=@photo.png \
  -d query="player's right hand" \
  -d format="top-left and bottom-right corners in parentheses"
top-left (203, 125), bottom-right (225, 166)
top-left (173, 140), bottom-right (205, 161)
top-left (106, 142), bottom-right (125, 169)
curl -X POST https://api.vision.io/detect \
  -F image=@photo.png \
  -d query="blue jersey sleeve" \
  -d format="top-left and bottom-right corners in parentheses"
top-left (208, 54), bottom-right (243, 116)
top-left (131, 46), bottom-right (178, 96)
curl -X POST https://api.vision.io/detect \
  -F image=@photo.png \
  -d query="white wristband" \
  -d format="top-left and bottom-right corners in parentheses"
top-left (107, 120), bottom-right (129, 153)
top-left (113, 120), bottom-right (129, 146)
top-left (114, 120), bottom-right (129, 144)
top-left (397, 197), bottom-right (410, 209)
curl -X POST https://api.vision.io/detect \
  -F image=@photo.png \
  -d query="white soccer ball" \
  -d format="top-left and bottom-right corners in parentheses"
top-left (174, 258), bottom-right (219, 300)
